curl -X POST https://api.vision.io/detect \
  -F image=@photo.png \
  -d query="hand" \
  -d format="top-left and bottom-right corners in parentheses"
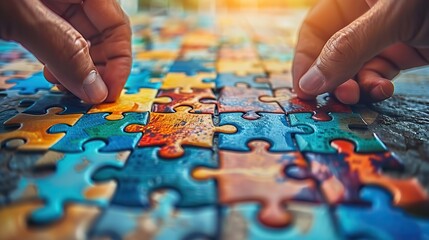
top-left (293, 0), bottom-right (429, 104)
top-left (0, 0), bottom-right (132, 104)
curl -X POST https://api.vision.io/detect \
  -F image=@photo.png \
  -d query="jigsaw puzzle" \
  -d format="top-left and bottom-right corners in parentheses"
top-left (1, 9), bottom-right (428, 240)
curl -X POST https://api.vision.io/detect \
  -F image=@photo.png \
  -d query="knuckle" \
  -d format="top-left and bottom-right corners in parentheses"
top-left (319, 28), bottom-right (359, 70)
top-left (66, 33), bottom-right (90, 65)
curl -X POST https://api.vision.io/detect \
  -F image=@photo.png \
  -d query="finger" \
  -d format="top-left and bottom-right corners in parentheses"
top-left (298, 0), bottom-right (401, 96)
top-left (293, 0), bottom-right (370, 99)
top-left (43, 66), bottom-right (60, 84)
top-left (10, 1), bottom-right (107, 103)
top-left (333, 79), bottom-right (360, 104)
top-left (82, 0), bottom-right (132, 102)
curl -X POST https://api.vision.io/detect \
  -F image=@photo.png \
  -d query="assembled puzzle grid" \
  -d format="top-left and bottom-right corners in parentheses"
top-left (1, 12), bottom-right (429, 240)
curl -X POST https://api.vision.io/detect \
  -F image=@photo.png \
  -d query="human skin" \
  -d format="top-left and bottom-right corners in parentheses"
top-left (293, 0), bottom-right (429, 104)
top-left (0, 0), bottom-right (132, 104)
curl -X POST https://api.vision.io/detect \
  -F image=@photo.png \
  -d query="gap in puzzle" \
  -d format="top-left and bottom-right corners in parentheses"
top-left (1, 10), bottom-right (429, 240)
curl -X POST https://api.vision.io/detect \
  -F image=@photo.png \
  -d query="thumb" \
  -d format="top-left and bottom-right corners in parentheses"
top-left (7, 1), bottom-right (107, 104)
top-left (298, 0), bottom-right (398, 96)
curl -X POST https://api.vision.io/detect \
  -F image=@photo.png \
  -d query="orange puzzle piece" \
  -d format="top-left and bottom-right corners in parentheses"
top-left (88, 89), bottom-right (171, 120)
top-left (0, 107), bottom-right (82, 150)
top-left (125, 106), bottom-right (236, 158)
top-left (192, 141), bottom-right (321, 228)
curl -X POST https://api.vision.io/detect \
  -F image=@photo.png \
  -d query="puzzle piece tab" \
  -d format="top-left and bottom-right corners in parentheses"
top-left (218, 112), bottom-right (312, 152)
top-left (193, 141), bottom-right (322, 227)
top-left (161, 73), bottom-right (216, 93)
top-left (49, 112), bottom-right (148, 152)
top-left (153, 88), bottom-right (216, 114)
top-left (126, 106), bottom-right (236, 158)
top-left (289, 112), bottom-right (386, 153)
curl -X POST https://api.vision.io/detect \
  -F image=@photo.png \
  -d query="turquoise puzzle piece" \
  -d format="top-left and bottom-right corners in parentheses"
top-left (216, 73), bottom-right (269, 89)
top-left (289, 112), bottom-right (386, 153)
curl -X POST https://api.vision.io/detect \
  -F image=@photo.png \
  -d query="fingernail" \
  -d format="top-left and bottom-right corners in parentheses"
top-left (83, 70), bottom-right (108, 103)
top-left (299, 66), bottom-right (326, 95)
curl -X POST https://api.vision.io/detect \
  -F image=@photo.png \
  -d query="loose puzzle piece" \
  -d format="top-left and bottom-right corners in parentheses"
top-left (336, 186), bottom-right (429, 240)
top-left (0, 107), bottom-right (82, 150)
top-left (169, 59), bottom-right (215, 75)
top-left (90, 190), bottom-right (219, 240)
top-left (88, 89), bottom-right (171, 120)
top-left (216, 73), bottom-right (270, 89)
top-left (261, 90), bottom-right (352, 121)
top-left (93, 146), bottom-right (218, 208)
top-left (216, 60), bottom-right (265, 76)
top-left (0, 201), bottom-right (100, 240)
top-left (255, 73), bottom-right (293, 89)
top-left (9, 141), bottom-right (128, 223)
top-left (124, 69), bottom-right (163, 93)
top-left (49, 112), bottom-right (148, 152)
top-left (221, 203), bottom-right (341, 240)
top-left (125, 106), bottom-right (236, 158)
top-left (6, 71), bottom-right (53, 95)
top-left (218, 112), bottom-right (312, 152)
top-left (193, 141), bottom-right (322, 228)
top-left (289, 112), bottom-right (387, 153)
top-left (262, 60), bottom-right (291, 74)
top-left (22, 92), bottom-right (92, 115)
top-left (153, 88), bottom-right (216, 114)
top-left (161, 73), bottom-right (216, 93)
top-left (218, 86), bottom-right (284, 119)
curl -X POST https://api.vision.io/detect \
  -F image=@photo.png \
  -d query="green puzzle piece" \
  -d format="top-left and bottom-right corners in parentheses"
top-left (289, 112), bottom-right (386, 153)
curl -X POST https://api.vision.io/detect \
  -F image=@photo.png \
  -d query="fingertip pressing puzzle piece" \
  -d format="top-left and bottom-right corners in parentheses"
top-left (289, 112), bottom-right (386, 153)
top-left (160, 73), bottom-right (216, 93)
top-left (193, 141), bottom-right (322, 228)
top-left (0, 107), bottom-right (82, 150)
top-left (88, 89), bottom-right (170, 120)
top-left (49, 112), bottom-right (148, 152)
top-left (153, 88), bottom-right (217, 114)
top-left (218, 112), bottom-right (312, 152)
top-left (218, 86), bottom-right (283, 120)
top-left (125, 106), bottom-right (236, 158)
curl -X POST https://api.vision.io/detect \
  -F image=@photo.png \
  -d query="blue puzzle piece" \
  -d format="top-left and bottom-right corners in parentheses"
top-left (0, 90), bottom-right (43, 113)
top-left (93, 147), bottom-right (217, 208)
top-left (124, 69), bottom-right (162, 93)
top-left (336, 186), bottom-right (429, 240)
top-left (6, 71), bottom-right (53, 94)
top-left (10, 141), bottom-right (126, 224)
top-left (218, 113), bottom-right (312, 152)
top-left (221, 203), bottom-right (341, 240)
top-left (49, 112), bottom-right (148, 152)
top-left (216, 73), bottom-right (269, 89)
top-left (289, 113), bottom-right (386, 153)
top-left (22, 92), bottom-right (92, 115)
top-left (90, 191), bottom-right (219, 240)
top-left (169, 59), bottom-right (214, 75)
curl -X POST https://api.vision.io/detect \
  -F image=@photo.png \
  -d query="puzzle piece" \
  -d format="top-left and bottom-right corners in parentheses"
top-left (88, 89), bottom-right (171, 120)
top-left (261, 90), bottom-right (352, 121)
top-left (218, 48), bottom-right (259, 60)
top-left (131, 60), bottom-right (171, 78)
top-left (289, 112), bottom-right (387, 153)
top-left (6, 71), bottom-right (53, 95)
top-left (216, 73), bottom-right (270, 89)
top-left (9, 141), bottom-right (128, 223)
top-left (218, 86), bottom-right (284, 119)
top-left (262, 60), bottom-right (291, 74)
top-left (124, 68), bottom-right (163, 93)
top-left (255, 73), bottom-right (293, 89)
top-left (216, 60), bottom-right (265, 76)
top-left (160, 73), bottom-right (216, 94)
top-left (179, 49), bottom-right (216, 61)
top-left (0, 201), bottom-right (100, 240)
top-left (90, 190), bottom-right (219, 240)
top-left (153, 88), bottom-right (216, 114)
top-left (0, 107), bottom-right (82, 150)
top-left (93, 146), bottom-right (218, 208)
top-left (135, 50), bottom-right (178, 60)
top-left (22, 92), bottom-right (92, 115)
top-left (336, 186), bottom-right (429, 240)
top-left (49, 112), bottom-right (148, 152)
top-left (193, 141), bottom-right (322, 227)
top-left (218, 113), bottom-right (312, 152)
top-left (0, 90), bottom-right (43, 113)
top-left (169, 59), bottom-right (215, 75)
top-left (221, 203), bottom-right (341, 239)
top-left (125, 106), bottom-right (236, 158)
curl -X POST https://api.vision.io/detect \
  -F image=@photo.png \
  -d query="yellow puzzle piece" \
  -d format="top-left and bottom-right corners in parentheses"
top-left (262, 60), bottom-right (292, 74)
top-left (161, 73), bottom-right (216, 93)
top-left (136, 50), bottom-right (178, 60)
top-left (88, 89), bottom-right (171, 120)
top-left (0, 107), bottom-right (82, 150)
top-left (216, 60), bottom-right (265, 76)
